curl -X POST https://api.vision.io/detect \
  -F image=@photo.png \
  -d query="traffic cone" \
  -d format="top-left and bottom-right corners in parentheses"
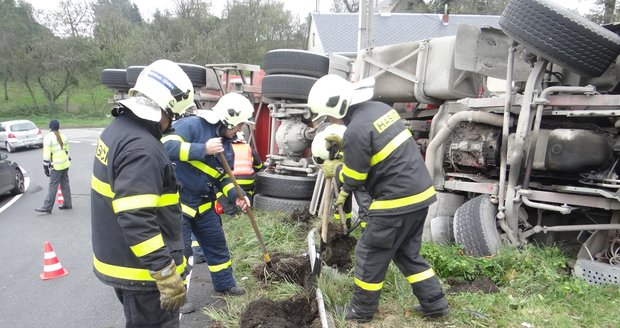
top-left (40, 241), bottom-right (69, 280)
top-left (56, 185), bottom-right (64, 205)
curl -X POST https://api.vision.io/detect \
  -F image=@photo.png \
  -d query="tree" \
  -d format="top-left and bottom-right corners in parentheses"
top-left (587, 0), bottom-right (619, 24)
top-left (92, 0), bottom-right (143, 67)
top-left (35, 0), bottom-right (94, 38)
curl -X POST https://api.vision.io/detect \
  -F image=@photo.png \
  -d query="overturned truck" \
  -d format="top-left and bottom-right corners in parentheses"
top-left (348, 0), bottom-right (620, 284)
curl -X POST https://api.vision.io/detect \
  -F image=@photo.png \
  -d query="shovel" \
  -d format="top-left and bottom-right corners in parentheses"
top-left (215, 152), bottom-right (285, 278)
top-left (310, 173), bottom-right (333, 282)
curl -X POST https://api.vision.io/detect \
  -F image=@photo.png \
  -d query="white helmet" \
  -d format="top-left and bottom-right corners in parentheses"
top-left (201, 93), bottom-right (255, 129)
top-left (308, 74), bottom-right (375, 122)
top-left (119, 59), bottom-right (194, 122)
top-left (311, 124), bottom-right (346, 163)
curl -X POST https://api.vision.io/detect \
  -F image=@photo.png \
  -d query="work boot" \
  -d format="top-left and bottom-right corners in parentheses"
top-left (334, 304), bottom-right (373, 323)
top-left (35, 208), bottom-right (52, 214)
top-left (58, 206), bottom-right (72, 210)
top-left (414, 304), bottom-right (449, 318)
top-left (218, 286), bottom-right (246, 296)
top-left (179, 302), bottom-right (196, 314)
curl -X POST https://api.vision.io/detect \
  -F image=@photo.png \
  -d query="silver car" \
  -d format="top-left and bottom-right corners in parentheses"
top-left (0, 120), bottom-right (44, 152)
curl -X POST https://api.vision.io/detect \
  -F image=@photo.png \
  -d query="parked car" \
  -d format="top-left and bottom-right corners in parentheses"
top-left (0, 152), bottom-right (24, 195)
top-left (0, 120), bottom-right (44, 152)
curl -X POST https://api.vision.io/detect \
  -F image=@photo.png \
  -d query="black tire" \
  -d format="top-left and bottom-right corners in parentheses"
top-left (255, 172), bottom-right (316, 200)
top-left (453, 195), bottom-right (501, 256)
top-left (5, 142), bottom-right (14, 153)
top-left (499, 0), bottom-right (620, 77)
top-left (253, 194), bottom-right (311, 213)
top-left (10, 168), bottom-right (24, 195)
top-left (176, 63), bottom-right (207, 87)
top-left (261, 74), bottom-right (318, 101)
top-left (100, 69), bottom-right (130, 90)
top-left (263, 49), bottom-right (329, 78)
top-left (126, 65), bottom-right (145, 87)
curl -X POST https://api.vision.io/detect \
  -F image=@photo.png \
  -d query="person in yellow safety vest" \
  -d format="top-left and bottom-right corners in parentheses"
top-left (91, 59), bottom-right (193, 326)
top-left (216, 132), bottom-right (263, 215)
top-left (308, 75), bottom-right (448, 323)
top-left (35, 119), bottom-right (72, 214)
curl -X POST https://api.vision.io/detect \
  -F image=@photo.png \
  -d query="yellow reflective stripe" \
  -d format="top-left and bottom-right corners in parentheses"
top-left (361, 221), bottom-right (367, 228)
top-left (180, 143), bottom-right (191, 162)
top-left (254, 163), bottom-right (263, 170)
top-left (406, 268), bottom-right (436, 284)
top-left (112, 193), bottom-right (179, 213)
top-left (342, 164), bottom-right (368, 181)
top-left (191, 240), bottom-right (200, 247)
top-left (161, 135), bottom-right (183, 143)
top-left (198, 202), bottom-right (213, 214)
top-left (354, 277), bottom-right (383, 291)
top-left (189, 160), bottom-right (221, 179)
top-left (131, 234), bottom-right (165, 257)
top-left (369, 186), bottom-right (436, 210)
top-left (158, 193), bottom-right (180, 207)
top-left (222, 183), bottom-right (234, 196)
top-left (181, 204), bottom-right (197, 218)
top-left (370, 129), bottom-right (411, 166)
top-left (333, 212), bottom-right (352, 220)
top-left (91, 175), bottom-right (115, 198)
top-left (236, 178), bottom-right (254, 185)
top-left (208, 260), bottom-right (232, 273)
top-left (93, 256), bottom-right (187, 282)
top-left (216, 191), bottom-right (223, 198)
top-left (339, 169), bottom-right (344, 184)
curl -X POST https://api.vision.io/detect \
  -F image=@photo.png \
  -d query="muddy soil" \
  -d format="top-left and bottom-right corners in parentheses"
top-left (287, 207), bottom-right (315, 227)
top-left (252, 253), bottom-right (312, 287)
top-left (324, 222), bottom-right (357, 273)
top-left (239, 294), bottom-right (320, 328)
top-left (446, 277), bottom-right (500, 294)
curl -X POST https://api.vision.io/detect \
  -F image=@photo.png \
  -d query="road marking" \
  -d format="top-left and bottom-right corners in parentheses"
top-left (0, 168), bottom-right (29, 214)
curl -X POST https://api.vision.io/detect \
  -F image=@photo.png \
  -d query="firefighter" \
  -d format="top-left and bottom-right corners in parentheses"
top-left (308, 74), bottom-right (449, 322)
top-left (91, 59), bottom-right (193, 327)
top-left (216, 131), bottom-right (263, 215)
top-left (161, 92), bottom-right (252, 301)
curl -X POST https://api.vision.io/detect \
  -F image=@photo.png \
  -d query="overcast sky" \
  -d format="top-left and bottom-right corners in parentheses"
top-left (24, 0), bottom-right (597, 19)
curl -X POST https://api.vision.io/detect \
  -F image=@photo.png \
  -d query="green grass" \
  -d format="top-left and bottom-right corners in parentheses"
top-left (0, 80), bottom-right (115, 128)
top-left (212, 209), bottom-right (620, 328)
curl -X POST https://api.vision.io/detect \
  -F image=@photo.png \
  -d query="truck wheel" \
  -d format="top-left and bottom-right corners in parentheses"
top-left (261, 74), bottom-right (318, 101)
top-left (499, 0), bottom-right (620, 77)
top-left (176, 63), bottom-right (207, 87)
top-left (453, 195), bottom-right (501, 256)
top-left (126, 66), bottom-right (145, 87)
top-left (100, 69), bottom-right (130, 91)
top-left (263, 49), bottom-right (329, 78)
top-left (253, 194), bottom-right (311, 212)
top-left (255, 172), bottom-right (316, 199)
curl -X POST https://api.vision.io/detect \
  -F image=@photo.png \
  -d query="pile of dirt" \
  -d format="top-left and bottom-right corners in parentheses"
top-left (286, 208), bottom-right (315, 227)
top-left (446, 277), bottom-right (500, 294)
top-left (324, 222), bottom-right (357, 273)
top-left (252, 253), bottom-right (312, 287)
top-left (239, 294), bottom-right (320, 328)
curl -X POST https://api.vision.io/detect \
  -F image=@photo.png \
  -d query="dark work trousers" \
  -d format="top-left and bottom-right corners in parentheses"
top-left (182, 209), bottom-right (236, 291)
top-left (114, 288), bottom-right (179, 328)
top-left (351, 207), bottom-right (447, 315)
top-left (41, 168), bottom-right (72, 211)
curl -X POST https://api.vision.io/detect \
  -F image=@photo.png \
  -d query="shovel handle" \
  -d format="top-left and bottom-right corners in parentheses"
top-left (216, 152), bottom-right (270, 262)
top-left (321, 178), bottom-right (332, 244)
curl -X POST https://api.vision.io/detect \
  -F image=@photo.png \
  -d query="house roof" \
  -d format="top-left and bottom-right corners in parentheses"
top-left (311, 13), bottom-right (501, 54)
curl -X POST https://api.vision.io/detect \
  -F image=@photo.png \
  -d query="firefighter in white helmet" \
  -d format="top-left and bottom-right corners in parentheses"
top-left (308, 74), bottom-right (449, 322)
top-left (91, 59), bottom-right (193, 326)
top-left (161, 92), bottom-right (254, 307)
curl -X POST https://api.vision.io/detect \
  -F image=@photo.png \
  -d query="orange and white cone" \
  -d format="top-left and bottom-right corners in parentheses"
top-left (40, 241), bottom-right (69, 280)
top-left (56, 185), bottom-right (64, 205)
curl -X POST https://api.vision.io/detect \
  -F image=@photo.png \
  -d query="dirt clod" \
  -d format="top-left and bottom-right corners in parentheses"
top-left (446, 277), bottom-right (500, 294)
top-left (239, 294), bottom-right (318, 328)
top-left (286, 207), bottom-right (314, 227)
top-left (324, 222), bottom-right (357, 273)
top-left (252, 253), bottom-right (312, 287)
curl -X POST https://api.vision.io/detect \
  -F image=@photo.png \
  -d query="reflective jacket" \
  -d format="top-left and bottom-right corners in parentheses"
top-left (161, 115), bottom-right (242, 217)
top-left (231, 142), bottom-right (263, 193)
top-left (43, 131), bottom-right (70, 170)
top-left (91, 112), bottom-right (187, 291)
top-left (336, 101), bottom-right (436, 217)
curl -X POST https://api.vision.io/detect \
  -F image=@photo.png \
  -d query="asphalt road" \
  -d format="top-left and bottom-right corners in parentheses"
top-left (0, 128), bottom-right (219, 328)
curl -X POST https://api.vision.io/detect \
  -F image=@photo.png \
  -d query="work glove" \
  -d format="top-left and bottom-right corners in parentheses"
top-left (335, 189), bottom-right (350, 207)
top-left (43, 165), bottom-right (50, 177)
top-left (322, 159), bottom-right (342, 178)
top-left (149, 261), bottom-right (186, 311)
top-left (324, 133), bottom-right (343, 152)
